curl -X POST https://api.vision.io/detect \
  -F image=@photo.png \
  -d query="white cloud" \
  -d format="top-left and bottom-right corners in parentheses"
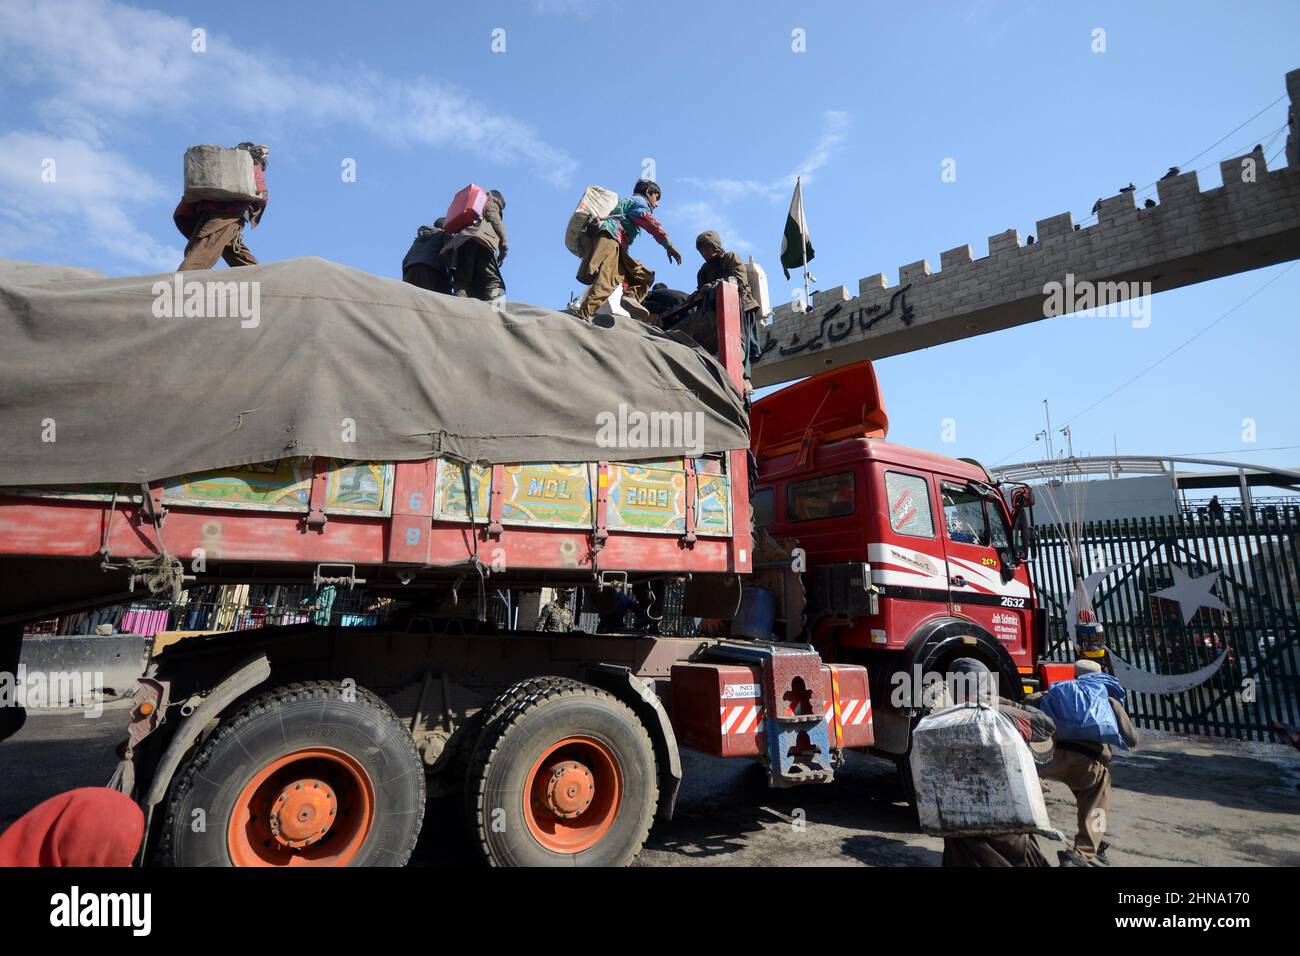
top-left (674, 111), bottom-right (849, 260)
top-left (793, 110), bottom-right (851, 182)
top-left (675, 201), bottom-right (754, 256)
top-left (0, 0), bottom-right (577, 187)
top-left (683, 178), bottom-right (785, 204)
top-left (683, 110), bottom-right (852, 204)
top-left (0, 132), bottom-right (179, 271)
top-left (0, 0), bottom-right (579, 272)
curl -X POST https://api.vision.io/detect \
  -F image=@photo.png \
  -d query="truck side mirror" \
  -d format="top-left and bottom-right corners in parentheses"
top-left (1012, 509), bottom-right (1035, 563)
top-left (996, 546), bottom-right (1018, 581)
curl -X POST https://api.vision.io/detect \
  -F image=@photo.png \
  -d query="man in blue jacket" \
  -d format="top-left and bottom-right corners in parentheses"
top-left (1040, 659), bottom-right (1140, 866)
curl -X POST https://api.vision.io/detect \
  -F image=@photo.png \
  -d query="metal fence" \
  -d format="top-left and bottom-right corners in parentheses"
top-left (24, 580), bottom-right (692, 641)
top-left (1032, 506), bottom-right (1300, 741)
top-left (24, 584), bottom-right (408, 639)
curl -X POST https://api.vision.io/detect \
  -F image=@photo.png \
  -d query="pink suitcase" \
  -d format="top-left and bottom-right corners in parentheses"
top-left (444, 184), bottom-right (487, 234)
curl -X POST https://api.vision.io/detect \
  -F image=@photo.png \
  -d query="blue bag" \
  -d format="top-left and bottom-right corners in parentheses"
top-left (1040, 672), bottom-right (1129, 748)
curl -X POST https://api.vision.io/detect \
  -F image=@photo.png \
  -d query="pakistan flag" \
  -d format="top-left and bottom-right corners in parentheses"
top-left (779, 178), bottom-right (815, 280)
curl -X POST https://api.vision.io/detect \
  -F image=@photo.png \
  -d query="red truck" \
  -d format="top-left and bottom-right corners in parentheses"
top-left (0, 283), bottom-right (1045, 867)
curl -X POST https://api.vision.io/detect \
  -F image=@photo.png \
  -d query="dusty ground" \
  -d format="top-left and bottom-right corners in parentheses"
top-left (4, 706), bottom-right (1298, 866)
top-left (634, 734), bottom-right (1300, 867)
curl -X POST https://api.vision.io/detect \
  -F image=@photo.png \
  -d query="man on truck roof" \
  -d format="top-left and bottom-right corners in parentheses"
top-left (693, 230), bottom-right (757, 313)
top-left (643, 282), bottom-right (690, 320)
top-left (402, 217), bottom-right (454, 294)
top-left (653, 230), bottom-right (762, 385)
top-left (570, 179), bottom-right (682, 323)
top-left (441, 188), bottom-right (508, 301)
top-left (174, 141), bottom-right (269, 271)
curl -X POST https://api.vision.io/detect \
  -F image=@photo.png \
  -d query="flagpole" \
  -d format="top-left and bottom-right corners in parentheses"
top-left (798, 177), bottom-right (810, 311)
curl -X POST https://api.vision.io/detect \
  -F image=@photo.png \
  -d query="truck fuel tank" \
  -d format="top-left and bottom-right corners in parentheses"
top-left (669, 660), bottom-right (873, 759)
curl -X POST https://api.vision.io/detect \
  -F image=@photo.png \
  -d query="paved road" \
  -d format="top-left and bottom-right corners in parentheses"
top-left (5, 707), bottom-right (1299, 866)
top-left (0, 702), bottom-right (127, 829)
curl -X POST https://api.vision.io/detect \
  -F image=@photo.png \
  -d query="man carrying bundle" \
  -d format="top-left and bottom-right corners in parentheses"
top-left (1038, 658), bottom-right (1140, 866)
top-left (929, 658), bottom-right (1057, 867)
top-left (570, 179), bottom-right (681, 322)
top-left (441, 189), bottom-right (508, 301)
top-left (174, 142), bottom-right (269, 271)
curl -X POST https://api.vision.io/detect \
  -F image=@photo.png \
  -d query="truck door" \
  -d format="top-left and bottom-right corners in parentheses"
top-left (938, 481), bottom-right (1033, 665)
top-left (863, 468), bottom-right (952, 650)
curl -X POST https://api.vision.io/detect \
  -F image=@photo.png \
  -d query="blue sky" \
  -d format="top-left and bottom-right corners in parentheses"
top-left (2, 0), bottom-right (1297, 475)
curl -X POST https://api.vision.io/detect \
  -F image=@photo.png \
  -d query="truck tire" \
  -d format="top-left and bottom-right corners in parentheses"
top-left (453, 675), bottom-right (583, 824)
top-left (465, 680), bottom-right (658, 867)
top-left (157, 680), bottom-right (425, 867)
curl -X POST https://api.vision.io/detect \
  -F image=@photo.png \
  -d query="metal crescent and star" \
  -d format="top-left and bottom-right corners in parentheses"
top-left (1066, 562), bottom-right (1229, 695)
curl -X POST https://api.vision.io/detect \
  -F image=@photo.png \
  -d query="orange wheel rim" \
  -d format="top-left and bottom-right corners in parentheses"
top-left (523, 736), bottom-right (622, 854)
top-left (227, 748), bottom-right (375, 867)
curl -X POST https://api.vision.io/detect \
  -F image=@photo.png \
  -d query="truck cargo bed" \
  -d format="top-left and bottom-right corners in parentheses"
top-left (0, 453), bottom-right (751, 622)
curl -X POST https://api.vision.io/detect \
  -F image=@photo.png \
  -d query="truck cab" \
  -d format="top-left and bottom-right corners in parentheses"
top-left (751, 360), bottom-right (1041, 756)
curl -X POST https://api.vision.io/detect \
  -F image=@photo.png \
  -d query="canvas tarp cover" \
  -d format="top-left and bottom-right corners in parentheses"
top-left (0, 257), bottom-right (749, 486)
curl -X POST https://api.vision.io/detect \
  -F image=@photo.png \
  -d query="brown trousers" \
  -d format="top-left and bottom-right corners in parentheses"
top-left (1042, 748), bottom-right (1111, 859)
top-left (943, 833), bottom-right (1049, 867)
top-left (448, 239), bottom-right (505, 301)
top-left (575, 234), bottom-right (654, 319)
top-left (178, 214), bottom-right (258, 271)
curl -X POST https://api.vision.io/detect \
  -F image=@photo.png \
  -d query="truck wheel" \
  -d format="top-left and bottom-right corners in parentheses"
top-left (466, 681), bottom-right (658, 867)
top-left (158, 680), bottom-right (424, 867)
top-left (453, 676), bottom-right (582, 824)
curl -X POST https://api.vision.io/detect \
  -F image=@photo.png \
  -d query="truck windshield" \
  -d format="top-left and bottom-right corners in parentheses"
top-left (942, 490), bottom-right (989, 546)
top-left (942, 485), bottom-right (1013, 551)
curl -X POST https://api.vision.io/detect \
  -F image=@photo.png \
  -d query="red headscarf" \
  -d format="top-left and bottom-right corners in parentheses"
top-left (0, 787), bottom-right (143, 867)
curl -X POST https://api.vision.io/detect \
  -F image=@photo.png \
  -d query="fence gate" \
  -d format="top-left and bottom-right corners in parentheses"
top-left (1032, 506), bottom-right (1300, 741)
